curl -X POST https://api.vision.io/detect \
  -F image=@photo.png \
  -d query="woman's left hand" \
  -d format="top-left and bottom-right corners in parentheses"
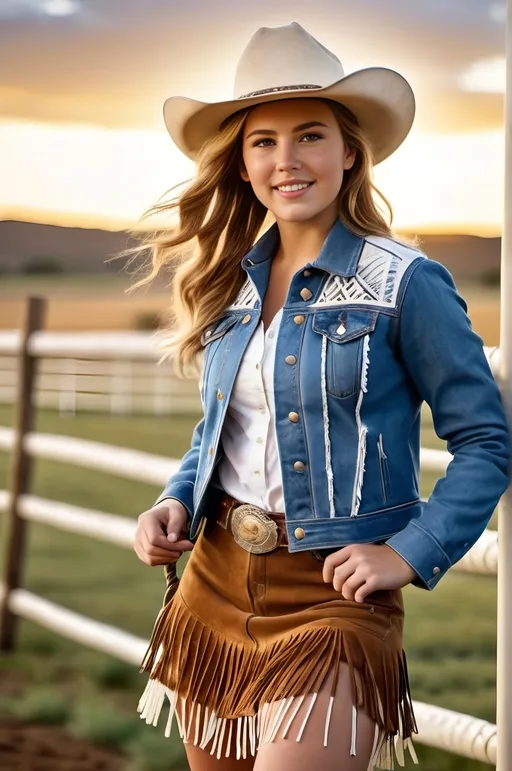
top-left (322, 544), bottom-right (418, 603)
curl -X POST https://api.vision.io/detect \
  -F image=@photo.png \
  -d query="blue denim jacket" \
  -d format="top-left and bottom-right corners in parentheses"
top-left (159, 218), bottom-right (510, 590)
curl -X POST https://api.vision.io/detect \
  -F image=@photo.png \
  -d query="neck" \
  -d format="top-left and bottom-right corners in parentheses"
top-left (273, 207), bottom-right (339, 269)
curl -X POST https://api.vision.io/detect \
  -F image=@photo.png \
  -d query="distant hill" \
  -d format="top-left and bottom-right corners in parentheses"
top-left (0, 220), bottom-right (140, 275)
top-left (0, 220), bottom-right (501, 282)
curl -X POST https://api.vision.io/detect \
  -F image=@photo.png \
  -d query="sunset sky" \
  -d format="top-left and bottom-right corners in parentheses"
top-left (0, 0), bottom-right (508, 235)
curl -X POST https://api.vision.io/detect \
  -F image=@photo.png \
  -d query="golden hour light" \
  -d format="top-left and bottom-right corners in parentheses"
top-left (0, 119), bottom-right (505, 236)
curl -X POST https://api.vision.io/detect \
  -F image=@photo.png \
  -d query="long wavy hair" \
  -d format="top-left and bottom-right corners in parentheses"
top-left (128, 99), bottom-right (402, 376)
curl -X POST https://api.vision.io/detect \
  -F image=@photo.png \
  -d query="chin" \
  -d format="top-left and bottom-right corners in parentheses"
top-left (274, 209), bottom-right (325, 223)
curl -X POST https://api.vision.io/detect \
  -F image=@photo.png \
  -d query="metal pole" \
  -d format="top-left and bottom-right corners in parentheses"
top-left (497, 2), bottom-right (512, 768)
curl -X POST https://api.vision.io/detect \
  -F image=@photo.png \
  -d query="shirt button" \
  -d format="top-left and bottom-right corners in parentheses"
top-left (268, 330), bottom-right (275, 339)
top-left (256, 363), bottom-right (260, 369)
top-left (256, 437), bottom-right (264, 444)
top-left (288, 412), bottom-right (299, 423)
top-left (294, 527), bottom-right (306, 540)
top-left (294, 315), bottom-right (305, 325)
top-left (433, 567), bottom-right (441, 575)
top-left (300, 288), bottom-right (313, 301)
top-left (303, 270), bottom-right (312, 277)
top-left (285, 355), bottom-right (297, 365)
top-left (242, 314), bottom-right (251, 324)
top-left (293, 460), bottom-right (306, 472)
top-left (254, 470), bottom-right (261, 477)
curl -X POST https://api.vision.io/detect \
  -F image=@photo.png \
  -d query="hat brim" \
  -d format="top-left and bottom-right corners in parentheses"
top-left (163, 67), bottom-right (415, 165)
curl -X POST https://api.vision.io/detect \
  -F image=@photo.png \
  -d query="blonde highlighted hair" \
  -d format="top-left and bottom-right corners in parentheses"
top-left (128, 99), bottom-right (401, 376)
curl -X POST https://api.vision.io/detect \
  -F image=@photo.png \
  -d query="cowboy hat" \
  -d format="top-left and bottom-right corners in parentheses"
top-left (163, 22), bottom-right (415, 164)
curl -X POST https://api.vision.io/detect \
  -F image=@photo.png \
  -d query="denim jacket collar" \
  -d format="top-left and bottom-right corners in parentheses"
top-left (240, 217), bottom-right (365, 280)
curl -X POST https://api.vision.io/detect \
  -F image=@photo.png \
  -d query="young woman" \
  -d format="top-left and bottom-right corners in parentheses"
top-left (133, 22), bottom-right (510, 771)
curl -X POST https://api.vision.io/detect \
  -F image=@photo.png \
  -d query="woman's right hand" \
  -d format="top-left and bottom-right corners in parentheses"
top-left (134, 499), bottom-right (194, 566)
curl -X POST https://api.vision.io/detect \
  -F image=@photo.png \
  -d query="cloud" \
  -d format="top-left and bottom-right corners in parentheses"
top-left (489, 2), bottom-right (506, 23)
top-left (459, 56), bottom-right (506, 93)
top-left (0, 0), bottom-right (82, 17)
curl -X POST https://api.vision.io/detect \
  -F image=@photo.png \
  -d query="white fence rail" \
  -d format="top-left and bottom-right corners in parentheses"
top-left (0, 331), bottom-right (202, 415)
top-left (0, 324), bottom-right (503, 765)
top-left (0, 332), bottom-right (500, 417)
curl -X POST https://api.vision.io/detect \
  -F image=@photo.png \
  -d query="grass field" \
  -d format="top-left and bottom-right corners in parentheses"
top-left (0, 403), bottom-right (499, 770)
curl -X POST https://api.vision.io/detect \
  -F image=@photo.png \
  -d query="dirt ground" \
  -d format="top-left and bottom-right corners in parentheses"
top-left (0, 716), bottom-right (126, 771)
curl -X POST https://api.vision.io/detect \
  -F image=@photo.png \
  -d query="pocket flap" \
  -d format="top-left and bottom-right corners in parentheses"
top-left (312, 309), bottom-right (378, 344)
top-left (200, 314), bottom-right (239, 346)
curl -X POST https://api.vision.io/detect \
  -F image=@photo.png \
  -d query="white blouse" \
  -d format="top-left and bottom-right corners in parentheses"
top-left (217, 309), bottom-right (285, 512)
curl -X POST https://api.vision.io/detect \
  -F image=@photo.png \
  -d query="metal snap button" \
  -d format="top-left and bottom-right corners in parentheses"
top-left (293, 315), bottom-right (305, 325)
top-left (294, 527), bottom-right (306, 540)
top-left (303, 269), bottom-right (312, 277)
top-left (288, 412), bottom-right (299, 423)
top-left (285, 355), bottom-right (297, 365)
top-left (242, 314), bottom-right (251, 324)
top-left (293, 460), bottom-right (306, 472)
top-left (300, 288), bottom-right (313, 301)
top-left (433, 566), bottom-right (441, 575)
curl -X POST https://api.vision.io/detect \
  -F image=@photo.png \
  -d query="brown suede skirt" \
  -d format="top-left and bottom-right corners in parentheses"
top-left (138, 502), bottom-right (418, 769)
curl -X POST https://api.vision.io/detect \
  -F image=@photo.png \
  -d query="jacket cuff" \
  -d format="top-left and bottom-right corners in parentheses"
top-left (154, 484), bottom-right (194, 520)
top-left (385, 519), bottom-right (452, 590)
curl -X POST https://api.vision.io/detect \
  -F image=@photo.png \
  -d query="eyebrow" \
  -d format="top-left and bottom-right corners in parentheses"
top-left (245, 121), bottom-right (329, 139)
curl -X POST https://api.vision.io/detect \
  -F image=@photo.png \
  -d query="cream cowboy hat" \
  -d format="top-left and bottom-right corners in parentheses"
top-left (163, 22), bottom-right (415, 164)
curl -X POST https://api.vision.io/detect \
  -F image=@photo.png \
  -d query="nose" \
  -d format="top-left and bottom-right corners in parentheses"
top-left (275, 140), bottom-right (301, 172)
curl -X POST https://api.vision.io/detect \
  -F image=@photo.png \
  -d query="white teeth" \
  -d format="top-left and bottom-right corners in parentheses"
top-left (277, 183), bottom-right (311, 192)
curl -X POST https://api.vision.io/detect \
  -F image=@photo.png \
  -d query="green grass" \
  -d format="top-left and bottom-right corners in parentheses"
top-left (0, 404), bottom-right (500, 770)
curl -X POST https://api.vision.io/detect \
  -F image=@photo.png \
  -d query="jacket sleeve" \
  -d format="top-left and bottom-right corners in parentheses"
top-left (155, 416), bottom-right (205, 519)
top-left (385, 257), bottom-right (510, 590)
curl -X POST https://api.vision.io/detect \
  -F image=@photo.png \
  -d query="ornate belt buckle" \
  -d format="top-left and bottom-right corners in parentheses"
top-left (230, 504), bottom-right (278, 554)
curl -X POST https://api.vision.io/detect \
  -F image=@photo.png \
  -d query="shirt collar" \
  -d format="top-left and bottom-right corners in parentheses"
top-left (241, 218), bottom-right (364, 277)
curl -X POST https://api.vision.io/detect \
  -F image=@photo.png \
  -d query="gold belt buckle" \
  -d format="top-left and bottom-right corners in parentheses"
top-left (230, 504), bottom-right (279, 554)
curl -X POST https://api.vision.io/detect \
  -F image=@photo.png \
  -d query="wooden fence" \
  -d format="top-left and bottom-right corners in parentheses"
top-left (0, 297), bottom-right (502, 764)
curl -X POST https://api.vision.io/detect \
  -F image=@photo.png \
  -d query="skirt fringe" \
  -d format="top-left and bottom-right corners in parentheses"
top-left (138, 590), bottom-right (418, 769)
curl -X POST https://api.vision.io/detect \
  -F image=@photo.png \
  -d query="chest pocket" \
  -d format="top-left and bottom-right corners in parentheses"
top-left (199, 314), bottom-right (239, 393)
top-left (312, 309), bottom-right (378, 398)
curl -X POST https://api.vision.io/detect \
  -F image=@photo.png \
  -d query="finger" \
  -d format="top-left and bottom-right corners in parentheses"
top-left (142, 520), bottom-right (176, 551)
top-left (332, 562), bottom-right (357, 593)
top-left (134, 542), bottom-right (182, 566)
top-left (340, 573), bottom-right (366, 602)
top-left (166, 536), bottom-right (194, 552)
top-left (354, 578), bottom-right (380, 604)
top-left (138, 530), bottom-right (183, 560)
top-left (322, 546), bottom-right (351, 583)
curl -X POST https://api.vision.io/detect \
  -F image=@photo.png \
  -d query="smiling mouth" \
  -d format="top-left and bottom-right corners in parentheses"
top-left (274, 182), bottom-right (314, 192)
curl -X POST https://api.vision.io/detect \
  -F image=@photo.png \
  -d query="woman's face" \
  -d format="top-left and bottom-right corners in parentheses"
top-left (241, 99), bottom-right (355, 225)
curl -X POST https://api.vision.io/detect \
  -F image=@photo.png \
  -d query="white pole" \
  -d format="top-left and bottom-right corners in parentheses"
top-left (497, 3), bottom-right (512, 768)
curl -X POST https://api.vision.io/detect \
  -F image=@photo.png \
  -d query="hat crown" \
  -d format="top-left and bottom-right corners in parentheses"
top-left (233, 22), bottom-right (345, 99)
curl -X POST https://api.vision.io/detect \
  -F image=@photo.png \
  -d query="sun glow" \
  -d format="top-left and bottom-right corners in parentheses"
top-left (0, 119), bottom-right (504, 236)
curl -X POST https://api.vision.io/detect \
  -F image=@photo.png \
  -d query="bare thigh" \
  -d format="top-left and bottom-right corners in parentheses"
top-left (185, 741), bottom-right (255, 771)
top-left (253, 662), bottom-right (381, 771)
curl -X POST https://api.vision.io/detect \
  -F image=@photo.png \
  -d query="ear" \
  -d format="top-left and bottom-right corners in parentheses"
top-left (344, 148), bottom-right (356, 171)
top-left (240, 164), bottom-right (250, 182)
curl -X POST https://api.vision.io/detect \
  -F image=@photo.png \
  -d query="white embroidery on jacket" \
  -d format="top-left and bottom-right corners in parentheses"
top-left (227, 277), bottom-right (259, 310)
top-left (311, 238), bottom-right (423, 309)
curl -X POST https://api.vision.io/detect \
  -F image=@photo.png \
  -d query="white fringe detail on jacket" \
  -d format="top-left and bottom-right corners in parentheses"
top-left (351, 334), bottom-right (371, 517)
top-left (320, 334), bottom-right (336, 518)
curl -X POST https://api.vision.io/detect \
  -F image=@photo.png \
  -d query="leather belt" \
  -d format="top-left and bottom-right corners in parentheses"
top-left (217, 493), bottom-right (289, 554)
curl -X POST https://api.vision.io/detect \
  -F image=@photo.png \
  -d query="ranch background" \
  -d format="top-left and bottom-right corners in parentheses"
top-left (0, 253), bottom-right (502, 770)
top-left (0, 0), bottom-right (508, 769)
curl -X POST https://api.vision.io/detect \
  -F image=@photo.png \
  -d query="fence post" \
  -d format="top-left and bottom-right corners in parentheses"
top-left (0, 296), bottom-right (46, 651)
